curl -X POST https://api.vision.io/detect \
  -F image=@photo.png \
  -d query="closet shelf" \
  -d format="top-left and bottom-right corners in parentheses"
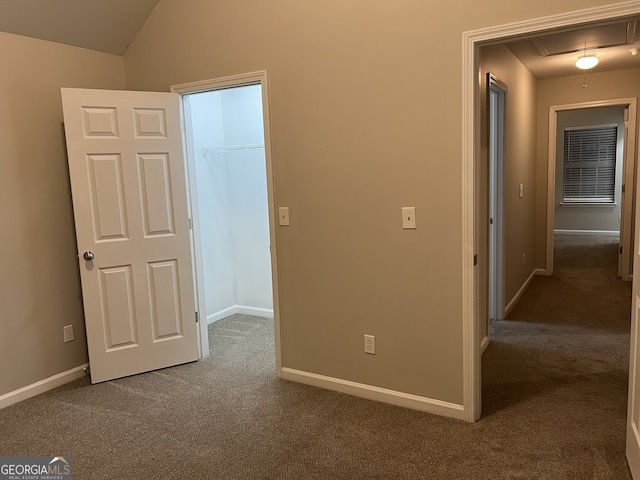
top-left (203, 144), bottom-right (265, 155)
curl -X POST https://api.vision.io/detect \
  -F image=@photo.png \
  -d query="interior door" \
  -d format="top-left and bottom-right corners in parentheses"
top-left (61, 88), bottom-right (198, 383)
top-left (626, 153), bottom-right (640, 477)
top-left (621, 105), bottom-right (636, 281)
top-left (488, 74), bottom-right (505, 327)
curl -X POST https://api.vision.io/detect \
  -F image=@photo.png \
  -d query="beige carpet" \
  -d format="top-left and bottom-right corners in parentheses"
top-left (0, 234), bottom-right (632, 479)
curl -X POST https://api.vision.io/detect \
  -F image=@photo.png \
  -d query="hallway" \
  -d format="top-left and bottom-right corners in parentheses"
top-left (482, 234), bottom-right (632, 477)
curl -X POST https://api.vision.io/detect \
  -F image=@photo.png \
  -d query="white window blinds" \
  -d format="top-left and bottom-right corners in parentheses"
top-left (563, 125), bottom-right (617, 203)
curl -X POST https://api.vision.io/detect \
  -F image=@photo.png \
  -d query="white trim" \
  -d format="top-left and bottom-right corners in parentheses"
top-left (463, 0), bottom-right (640, 424)
top-left (207, 306), bottom-right (237, 324)
top-left (504, 269), bottom-right (539, 317)
top-left (554, 229), bottom-right (620, 236)
top-left (207, 305), bottom-right (274, 324)
top-left (171, 71), bottom-right (266, 94)
top-left (545, 97), bottom-right (637, 277)
top-left (0, 364), bottom-right (88, 410)
top-left (236, 305), bottom-right (273, 317)
top-left (480, 335), bottom-right (489, 354)
top-left (281, 368), bottom-right (465, 420)
top-left (171, 71), bottom-right (283, 377)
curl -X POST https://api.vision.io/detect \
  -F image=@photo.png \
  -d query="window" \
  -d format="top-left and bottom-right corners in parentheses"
top-left (562, 124), bottom-right (617, 204)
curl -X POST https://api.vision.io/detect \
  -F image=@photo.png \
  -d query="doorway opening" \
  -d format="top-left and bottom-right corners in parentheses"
top-left (173, 72), bottom-right (281, 368)
top-left (546, 100), bottom-right (637, 280)
top-left (462, 3), bottom-right (640, 425)
top-left (184, 85), bottom-right (272, 353)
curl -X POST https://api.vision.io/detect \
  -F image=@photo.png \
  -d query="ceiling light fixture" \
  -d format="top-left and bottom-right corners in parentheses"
top-left (576, 43), bottom-right (598, 70)
top-left (576, 55), bottom-right (599, 69)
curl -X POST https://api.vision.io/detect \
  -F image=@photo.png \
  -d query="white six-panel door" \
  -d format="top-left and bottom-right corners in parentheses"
top-left (61, 88), bottom-right (198, 383)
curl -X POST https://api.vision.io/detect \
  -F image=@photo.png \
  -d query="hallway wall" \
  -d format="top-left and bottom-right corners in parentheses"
top-left (479, 44), bottom-right (538, 338)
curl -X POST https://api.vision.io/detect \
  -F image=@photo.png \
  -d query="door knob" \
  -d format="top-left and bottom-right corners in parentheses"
top-left (83, 251), bottom-right (95, 261)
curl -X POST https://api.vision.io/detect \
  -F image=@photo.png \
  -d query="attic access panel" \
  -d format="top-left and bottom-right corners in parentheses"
top-left (532, 21), bottom-right (639, 56)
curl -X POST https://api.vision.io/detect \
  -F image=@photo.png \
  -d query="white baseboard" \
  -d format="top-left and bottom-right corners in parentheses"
top-left (281, 368), bottom-right (465, 420)
top-left (207, 306), bottom-right (237, 324)
top-left (0, 364), bottom-right (89, 410)
top-left (235, 305), bottom-right (274, 318)
top-left (504, 268), bottom-right (543, 317)
top-left (208, 305), bottom-right (274, 324)
top-left (554, 229), bottom-right (619, 236)
top-left (481, 335), bottom-right (489, 354)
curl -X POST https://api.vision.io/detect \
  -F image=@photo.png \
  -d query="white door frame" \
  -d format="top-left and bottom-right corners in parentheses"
top-left (462, 1), bottom-right (640, 422)
top-left (545, 99), bottom-right (637, 278)
top-left (171, 71), bottom-right (282, 375)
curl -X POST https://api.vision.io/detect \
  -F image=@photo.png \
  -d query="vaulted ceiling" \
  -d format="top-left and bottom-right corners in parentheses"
top-left (0, 0), bottom-right (159, 55)
top-left (1, 2), bottom-right (640, 79)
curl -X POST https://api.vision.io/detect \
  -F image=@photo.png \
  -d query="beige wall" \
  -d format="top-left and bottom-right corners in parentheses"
top-left (478, 45), bottom-right (538, 340)
top-left (0, 32), bottom-right (125, 396)
top-left (121, 0), bottom-right (626, 405)
top-left (1, 0), bottom-right (622, 406)
top-left (536, 68), bottom-right (640, 268)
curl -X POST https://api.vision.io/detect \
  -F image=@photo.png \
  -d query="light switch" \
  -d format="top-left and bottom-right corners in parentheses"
top-left (402, 207), bottom-right (416, 229)
top-left (519, 184), bottom-right (524, 198)
top-left (279, 207), bottom-right (290, 226)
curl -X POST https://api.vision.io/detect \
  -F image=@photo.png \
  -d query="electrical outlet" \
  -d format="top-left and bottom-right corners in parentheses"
top-left (63, 325), bottom-right (74, 343)
top-left (364, 334), bottom-right (375, 354)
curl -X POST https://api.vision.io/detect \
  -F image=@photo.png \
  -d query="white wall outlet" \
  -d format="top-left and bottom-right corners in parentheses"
top-left (402, 207), bottom-right (416, 229)
top-left (364, 334), bottom-right (375, 354)
top-left (63, 324), bottom-right (74, 343)
top-left (519, 184), bottom-right (524, 198)
top-left (278, 206), bottom-right (290, 226)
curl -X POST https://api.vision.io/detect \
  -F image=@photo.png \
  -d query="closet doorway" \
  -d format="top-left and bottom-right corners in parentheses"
top-left (175, 73), bottom-right (280, 362)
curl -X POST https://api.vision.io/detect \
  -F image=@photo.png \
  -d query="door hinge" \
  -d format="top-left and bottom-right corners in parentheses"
top-left (473, 254), bottom-right (478, 266)
top-left (620, 246), bottom-right (623, 255)
top-left (188, 218), bottom-right (192, 230)
top-left (195, 312), bottom-right (199, 323)
top-left (622, 185), bottom-right (626, 194)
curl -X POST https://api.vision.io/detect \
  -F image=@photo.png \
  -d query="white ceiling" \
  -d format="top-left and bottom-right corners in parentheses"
top-left (0, 0), bottom-right (160, 55)
top-left (505, 17), bottom-right (640, 79)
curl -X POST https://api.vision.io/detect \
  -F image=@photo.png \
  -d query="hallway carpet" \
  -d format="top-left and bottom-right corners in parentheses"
top-left (0, 234), bottom-right (632, 479)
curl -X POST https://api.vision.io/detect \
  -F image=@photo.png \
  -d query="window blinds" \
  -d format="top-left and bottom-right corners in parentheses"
top-left (563, 125), bottom-right (617, 203)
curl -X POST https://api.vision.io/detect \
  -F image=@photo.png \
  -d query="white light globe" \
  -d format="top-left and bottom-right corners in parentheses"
top-left (576, 56), bottom-right (599, 69)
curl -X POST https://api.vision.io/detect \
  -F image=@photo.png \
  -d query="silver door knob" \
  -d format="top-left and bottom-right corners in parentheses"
top-left (83, 251), bottom-right (95, 261)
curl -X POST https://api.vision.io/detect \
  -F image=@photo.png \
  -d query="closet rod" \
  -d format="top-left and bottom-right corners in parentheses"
top-left (203, 144), bottom-right (265, 155)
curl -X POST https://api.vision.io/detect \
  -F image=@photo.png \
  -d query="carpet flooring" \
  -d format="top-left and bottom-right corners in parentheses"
top-left (0, 234), bottom-right (632, 479)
